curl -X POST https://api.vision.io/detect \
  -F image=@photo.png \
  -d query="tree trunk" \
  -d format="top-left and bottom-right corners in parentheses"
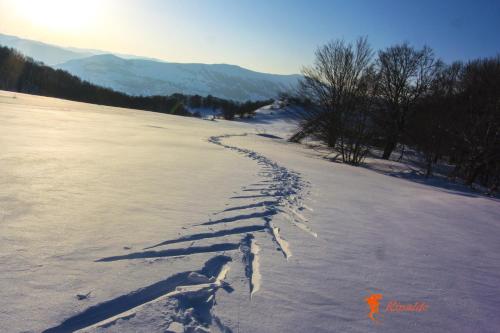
top-left (488, 183), bottom-right (498, 196)
top-left (327, 132), bottom-right (338, 148)
top-left (382, 139), bottom-right (397, 160)
top-left (465, 164), bottom-right (483, 186)
top-left (398, 144), bottom-right (405, 161)
top-left (433, 153), bottom-right (440, 164)
top-left (425, 157), bottom-right (433, 178)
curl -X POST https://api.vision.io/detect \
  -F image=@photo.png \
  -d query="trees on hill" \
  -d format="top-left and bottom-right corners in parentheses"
top-left (375, 44), bottom-right (439, 159)
top-left (447, 57), bottom-right (500, 187)
top-left (0, 46), bottom-right (192, 116)
top-left (0, 46), bottom-right (269, 120)
top-left (293, 38), bottom-right (500, 191)
top-left (293, 37), bottom-right (376, 165)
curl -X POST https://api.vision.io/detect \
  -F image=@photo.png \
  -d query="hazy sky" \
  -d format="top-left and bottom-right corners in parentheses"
top-left (0, 0), bottom-right (499, 74)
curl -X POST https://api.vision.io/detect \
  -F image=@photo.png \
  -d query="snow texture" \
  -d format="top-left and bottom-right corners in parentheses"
top-left (1, 91), bottom-right (499, 333)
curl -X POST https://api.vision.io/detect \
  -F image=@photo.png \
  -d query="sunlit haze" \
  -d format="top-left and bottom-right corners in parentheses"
top-left (1, 0), bottom-right (499, 74)
top-left (9, 0), bottom-right (100, 32)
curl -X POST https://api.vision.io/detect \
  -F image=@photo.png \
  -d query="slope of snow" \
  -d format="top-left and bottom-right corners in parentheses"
top-left (187, 107), bottom-right (220, 119)
top-left (1, 91), bottom-right (499, 333)
top-left (237, 104), bottom-right (304, 137)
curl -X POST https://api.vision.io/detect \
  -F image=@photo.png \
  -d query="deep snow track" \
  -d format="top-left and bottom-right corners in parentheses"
top-left (43, 134), bottom-right (316, 333)
top-left (209, 134), bottom-right (317, 237)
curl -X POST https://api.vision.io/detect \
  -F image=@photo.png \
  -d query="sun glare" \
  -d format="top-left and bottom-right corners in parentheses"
top-left (13, 0), bottom-right (99, 32)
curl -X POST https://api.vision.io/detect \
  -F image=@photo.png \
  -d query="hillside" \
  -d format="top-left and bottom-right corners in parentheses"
top-left (0, 33), bottom-right (300, 101)
top-left (1, 91), bottom-right (499, 333)
top-left (0, 45), bottom-right (270, 119)
top-left (0, 33), bottom-right (95, 65)
top-left (56, 54), bottom-right (300, 101)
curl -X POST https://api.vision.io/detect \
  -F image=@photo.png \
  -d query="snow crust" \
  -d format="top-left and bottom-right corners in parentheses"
top-left (1, 91), bottom-right (499, 333)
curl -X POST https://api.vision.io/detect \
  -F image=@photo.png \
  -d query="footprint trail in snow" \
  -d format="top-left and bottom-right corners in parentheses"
top-left (44, 133), bottom-right (315, 333)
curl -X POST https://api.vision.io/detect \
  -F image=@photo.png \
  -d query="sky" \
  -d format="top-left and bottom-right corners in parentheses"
top-left (0, 0), bottom-right (499, 74)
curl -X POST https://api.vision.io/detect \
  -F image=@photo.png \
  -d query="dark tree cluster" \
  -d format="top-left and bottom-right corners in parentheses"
top-left (292, 38), bottom-right (500, 192)
top-left (0, 46), bottom-right (270, 120)
top-left (410, 57), bottom-right (500, 189)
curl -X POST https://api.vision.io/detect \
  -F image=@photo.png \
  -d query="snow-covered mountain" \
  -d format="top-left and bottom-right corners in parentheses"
top-left (0, 33), bottom-right (301, 101)
top-left (0, 33), bottom-right (154, 64)
top-left (56, 54), bottom-right (300, 101)
top-left (0, 33), bottom-right (95, 65)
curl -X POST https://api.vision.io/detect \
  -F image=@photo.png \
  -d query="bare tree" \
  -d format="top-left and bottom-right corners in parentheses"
top-left (376, 43), bottom-right (438, 159)
top-left (292, 37), bottom-right (376, 165)
top-left (408, 61), bottom-right (460, 177)
top-left (449, 56), bottom-right (500, 187)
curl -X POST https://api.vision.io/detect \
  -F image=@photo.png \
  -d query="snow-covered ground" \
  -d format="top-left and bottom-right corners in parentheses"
top-left (1, 91), bottom-right (499, 333)
top-left (237, 104), bottom-right (305, 138)
top-left (187, 107), bottom-right (220, 120)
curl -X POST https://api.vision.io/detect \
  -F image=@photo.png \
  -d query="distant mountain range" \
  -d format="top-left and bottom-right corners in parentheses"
top-left (0, 33), bottom-right (96, 65)
top-left (0, 33), bottom-right (300, 101)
